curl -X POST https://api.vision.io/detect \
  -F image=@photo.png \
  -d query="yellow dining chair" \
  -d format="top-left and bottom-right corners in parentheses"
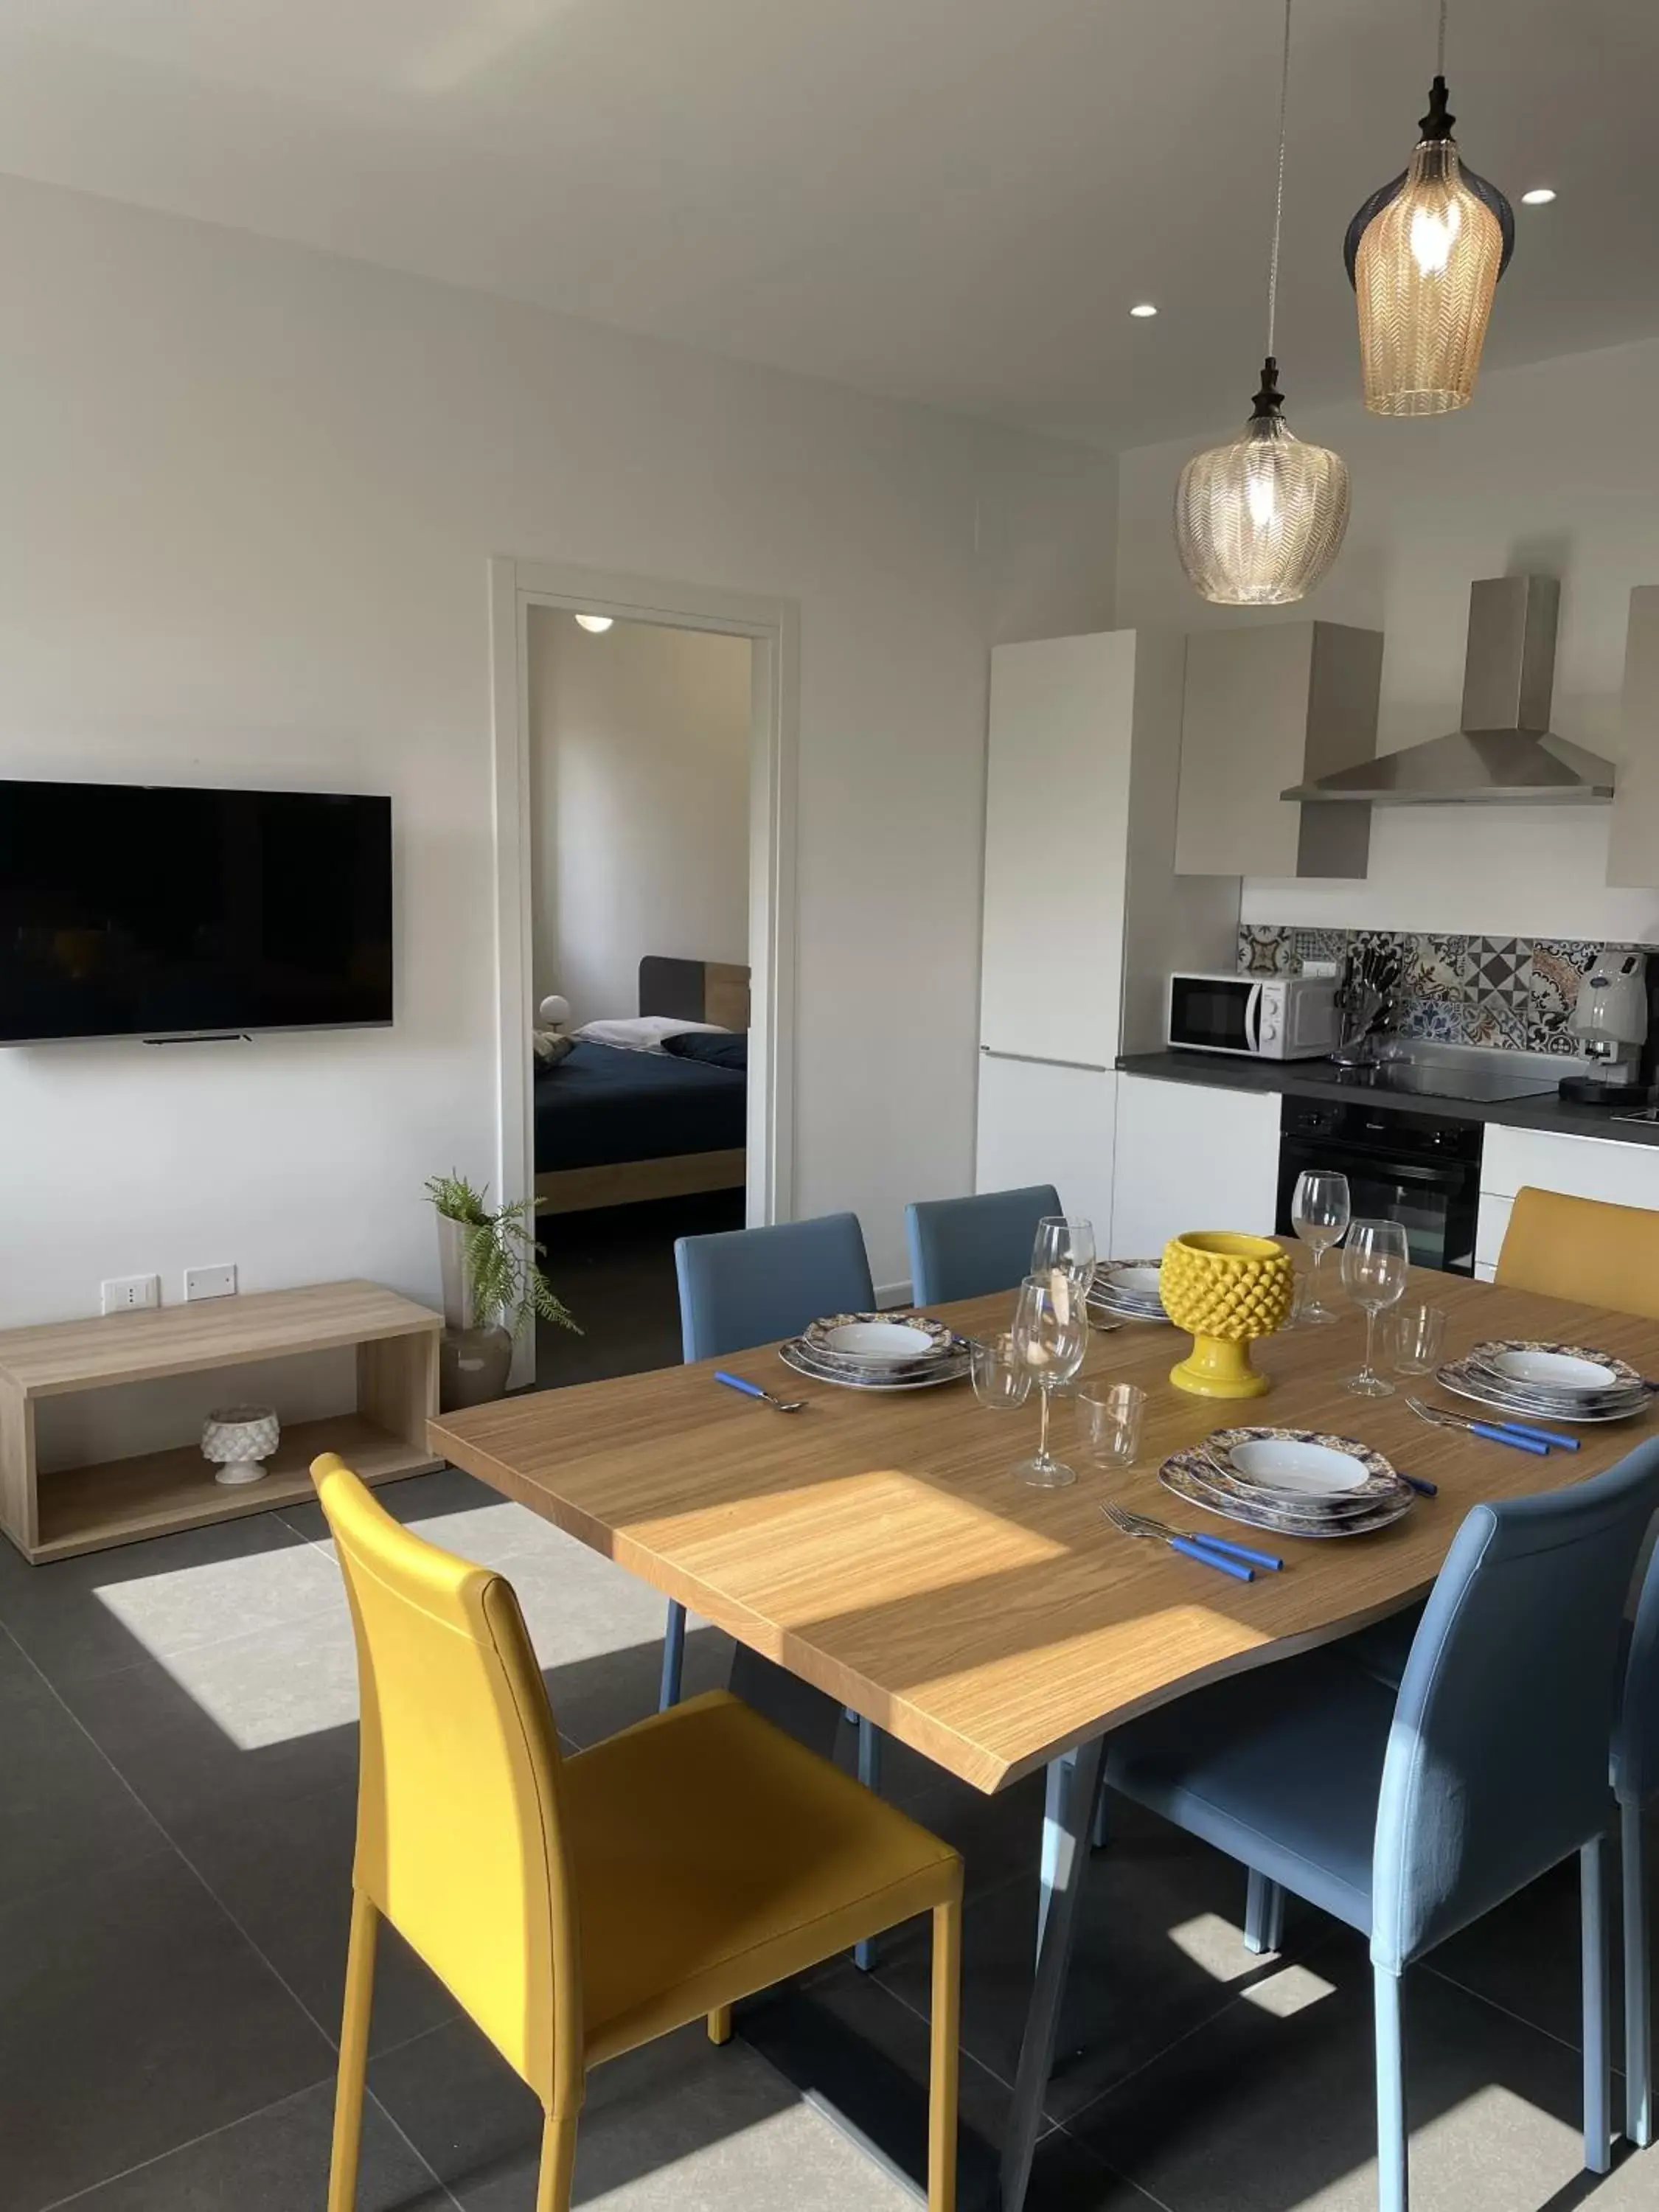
top-left (310, 1453), bottom-right (963, 2212)
top-left (1496, 1186), bottom-right (1659, 1322)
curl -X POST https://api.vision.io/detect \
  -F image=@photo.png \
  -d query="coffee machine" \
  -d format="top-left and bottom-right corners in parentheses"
top-left (1559, 948), bottom-right (1650, 1108)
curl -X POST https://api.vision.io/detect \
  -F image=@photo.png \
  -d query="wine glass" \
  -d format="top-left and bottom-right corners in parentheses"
top-left (1032, 1215), bottom-right (1096, 1295)
top-left (1291, 1169), bottom-right (1350, 1325)
top-left (1009, 1272), bottom-right (1089, 1487)
top-left (1341, 1218), bottom-right (1410, 1396)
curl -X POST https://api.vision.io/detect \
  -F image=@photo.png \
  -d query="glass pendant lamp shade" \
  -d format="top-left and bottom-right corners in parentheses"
top-left (1174, 360), bottom-right (1351, 607)
top-left (1346, 75), bottom-right (1514, 416)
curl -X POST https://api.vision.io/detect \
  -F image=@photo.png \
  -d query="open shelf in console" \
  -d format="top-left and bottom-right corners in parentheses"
top-left (0, 1282), bottom-right (442, 1563)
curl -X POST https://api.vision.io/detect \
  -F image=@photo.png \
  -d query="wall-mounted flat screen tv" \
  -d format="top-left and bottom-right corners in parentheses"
top-left (0, 780), bottom-right (393, 1043)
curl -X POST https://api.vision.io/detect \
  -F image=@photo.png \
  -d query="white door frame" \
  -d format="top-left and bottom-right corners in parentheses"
top-left (488, 557), bottom-right (799, 1343)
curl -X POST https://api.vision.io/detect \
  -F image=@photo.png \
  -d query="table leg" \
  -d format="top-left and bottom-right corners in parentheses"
top-left (855, 1719), bottom-right (884, 1972)
top-left (1001, 1734), bottom-right (1105, 2212)
top-left (1037, 1753), bottom-right (1071, 1965)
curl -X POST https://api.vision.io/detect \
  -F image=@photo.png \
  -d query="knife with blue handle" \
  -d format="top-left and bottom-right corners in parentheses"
top-left (1465, 1419), bottom-right (1551, 1455)
top-left (1183, 1529), bottom-right (1285, 1572)
top-left (1487, 1419), bottom-right (1580, 1452)
top-left (1167, 1534), bottom-right (1256, 1582)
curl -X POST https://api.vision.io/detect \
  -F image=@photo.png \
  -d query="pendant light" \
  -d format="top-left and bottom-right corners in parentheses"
top-left (1173, 0), bottom-right (1349, 608)
top-left (1344, 1), bottom-right (1514, 415)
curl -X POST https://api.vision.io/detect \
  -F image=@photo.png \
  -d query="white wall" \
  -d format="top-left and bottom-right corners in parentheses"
top-left (528, 614), bottom-right (750, 1026)
top-left (1115, 333), bottom-right (1659, 945)
top-left (0, 172), bottom-right (1115, 1325)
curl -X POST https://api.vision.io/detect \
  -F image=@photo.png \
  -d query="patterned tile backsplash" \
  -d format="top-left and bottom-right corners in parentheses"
top-left (1237, 926), bottom-right (1617, 1057)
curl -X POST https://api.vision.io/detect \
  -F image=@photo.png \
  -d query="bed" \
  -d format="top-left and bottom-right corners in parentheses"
top-left (533, 956), bottom-right (749, 1215)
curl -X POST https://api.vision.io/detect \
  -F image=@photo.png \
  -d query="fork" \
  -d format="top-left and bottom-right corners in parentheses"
top-left (1405, 1394), bottom-right (1550, 1455)
top-left (1099, 1502), bottom-right (1257, 1582)
top-left (714, 1370), bottom-right (807, 1412)
top-left (1110, 1503), bottom-right (1284, 1573)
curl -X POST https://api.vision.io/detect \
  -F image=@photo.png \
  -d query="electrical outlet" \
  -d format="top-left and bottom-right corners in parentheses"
top-left (184, 1264), bottom-right (237, 1302)
top-left (102, 1274), bottom-right (159, 1315)
top-left (1300, 958), bottom-right (1340, 978)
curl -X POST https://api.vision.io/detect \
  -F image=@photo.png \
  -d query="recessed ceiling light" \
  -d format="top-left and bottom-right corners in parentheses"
top-left (574, 613), bottom-right (613, 633)
top-left (1520, 187), bottom-right (1557, 205)
top-left (1129, 302), bottom-right (1159, 318)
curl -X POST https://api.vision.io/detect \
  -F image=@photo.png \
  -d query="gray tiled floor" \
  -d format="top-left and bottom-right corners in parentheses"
top-left (1, 1465), bottom-right (1653, 2211)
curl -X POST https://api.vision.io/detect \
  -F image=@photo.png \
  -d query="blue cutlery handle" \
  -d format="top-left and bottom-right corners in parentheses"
top-left (1469, 1419), bottom-right (1550, 1455)
top-left (1189, 1531), bottom-right (1284, 1572)
top-left (1492, 1420), bottom-right (1580, 1453)
top-left (1168, 1534), bottom-right (1254, 1582)
top-left (714, 1369), bottom-right (768, 1399)
top-left (1402, 1473), bottom-right (1439, 1498)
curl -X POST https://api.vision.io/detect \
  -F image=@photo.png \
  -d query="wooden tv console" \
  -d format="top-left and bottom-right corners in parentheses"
top-left (0, 1280), bottom-right (442, 1563)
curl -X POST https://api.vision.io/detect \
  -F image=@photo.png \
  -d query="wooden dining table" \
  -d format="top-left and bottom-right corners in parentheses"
top-left (429, 1261), bottom-right (1659, 2211)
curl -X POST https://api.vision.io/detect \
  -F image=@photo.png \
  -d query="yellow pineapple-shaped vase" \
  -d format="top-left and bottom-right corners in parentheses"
top-left (1158, 1231), bottom-right (1293, 1399)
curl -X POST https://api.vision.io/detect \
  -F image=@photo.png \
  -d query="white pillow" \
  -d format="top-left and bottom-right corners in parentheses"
top-left (571, 1015), bottom-right (729, 1054)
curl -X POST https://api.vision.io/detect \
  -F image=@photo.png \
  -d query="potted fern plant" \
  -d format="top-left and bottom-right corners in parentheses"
top-left (425, 1172), bottom-right (577, 1408)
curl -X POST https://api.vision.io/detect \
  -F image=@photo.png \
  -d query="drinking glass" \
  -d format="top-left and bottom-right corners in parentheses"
top-left (1383, 1301), bottom-right (1447, 1377)
top-left (1009, 1271), bottom-right (1089, 1487)
top-left (971, 1333), bottom-right (1032, 1411)
top-left (1032, 1215), bottom-right (1097, 1295)
top-left (1291, 1169), bottom-right (1351, 1325)
top-left (1076, 1382), bottom-right (1147, 1470)
top-left (1341, 1218), bottom-right (1411, 1396)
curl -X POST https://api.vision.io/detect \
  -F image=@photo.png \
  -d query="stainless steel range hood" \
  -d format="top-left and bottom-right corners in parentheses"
top-left (1282, 575), bottom-right (1618, 806)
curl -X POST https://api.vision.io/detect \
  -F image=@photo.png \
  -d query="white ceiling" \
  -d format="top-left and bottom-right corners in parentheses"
top-left (0, 0), bottom-right (1652, 448)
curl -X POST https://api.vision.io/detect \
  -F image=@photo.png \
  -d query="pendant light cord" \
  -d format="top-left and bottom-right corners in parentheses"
top-left (1437, 0), bottom-right (1448, 75)
top-left (1264, 0), bottom-right (1293, 360)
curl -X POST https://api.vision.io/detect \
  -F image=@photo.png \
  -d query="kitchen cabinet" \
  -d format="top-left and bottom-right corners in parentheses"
top-left (1110, 1076), bottom-right (1280, 1260)
top-left (1475, 1124), bottom-right (1659, 1281)
top-left (976, 629), bottom-right (1238, 1240)
top-left (1174, 621), bottom-right (1382, 880)
top-left (976, 1057), bottom-right (1117, 1249)
top-left (1607, 585), bottom-right (1659, 889)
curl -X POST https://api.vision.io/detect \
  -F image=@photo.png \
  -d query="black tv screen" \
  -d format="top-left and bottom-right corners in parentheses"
top-left (0, 781), bottom-right (393, 1043)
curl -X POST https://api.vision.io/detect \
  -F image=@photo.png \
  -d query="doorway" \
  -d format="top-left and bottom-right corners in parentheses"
top-left (487, 559), bottom-right (799, 1388)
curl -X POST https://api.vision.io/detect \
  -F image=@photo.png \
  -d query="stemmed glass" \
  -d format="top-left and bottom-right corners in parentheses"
top-left (1341, 1218), bottom-right (1410, 1396)
top-left (1291, 1169), bottom-right (1350, 1325)
top-left (1032, 1215), bottom-right (1096, 1293)
top-left (1009, 1271), bottom-right (1089, 1487)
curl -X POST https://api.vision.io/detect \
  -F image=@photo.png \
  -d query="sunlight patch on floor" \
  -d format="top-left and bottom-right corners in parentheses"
top-left (1239, 1962), bottom-right (1338, 2017)
top-left (1164, 1910), bottom-right (1265, 1984)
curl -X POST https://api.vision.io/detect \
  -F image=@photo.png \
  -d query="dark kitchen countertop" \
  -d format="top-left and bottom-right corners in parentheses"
top-left (1116, 1049), bottom-right (1659, 1148)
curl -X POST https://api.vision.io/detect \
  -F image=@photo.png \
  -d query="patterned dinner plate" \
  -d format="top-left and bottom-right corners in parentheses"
top-left (1207, 1426), bottom-right (1407, 1506)
top-left (801, 1312), bottom-right (956, 1365)
top-left (1464, 1340), bottom-right (1646, 1397)
top-left (1172, 1453), bottom-right (1387, 1523)
top-left (1159, 1456), bottom-right (1414, 1540)
top-left (1438, 1359), bottom-right (1652, 1425)
top-left (779, 1338), bottom-right (970, 1391)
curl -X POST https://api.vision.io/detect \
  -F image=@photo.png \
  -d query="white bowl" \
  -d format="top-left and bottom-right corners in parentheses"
top-left (818, 1320), bottom-right (942, 1362)
top-left (1225, 1437), bottom-right (1370, 1497)
top-left (1489, 1349), bottom-right (1618, 1391)
top-left (1105, 1265), bottom-right (1163, 1298)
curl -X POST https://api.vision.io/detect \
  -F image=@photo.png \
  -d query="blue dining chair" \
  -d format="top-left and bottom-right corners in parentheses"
top-left (905, 1186), bottom-right (1061, 1307)
top-left (666, 1211), bottom-right (876, 1710)
top-left (1102, 1439), bottom-right (1659, 2212)
top-left (673, 1211), bottom-right (882, 1961)
top-left (1615, 1532), bottom-right (1659, 2149)
top-left (1335, 1529), bottom-right (1659, 2154)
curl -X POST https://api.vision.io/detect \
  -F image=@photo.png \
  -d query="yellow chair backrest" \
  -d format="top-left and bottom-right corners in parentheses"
top-left (313, 1455), bottom-right (581, 2110)
top-left (1496, 1186), bottom-right (1659, 1325)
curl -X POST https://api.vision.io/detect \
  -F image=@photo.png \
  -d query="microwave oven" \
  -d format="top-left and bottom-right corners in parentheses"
top-left (1166, 972), bottom-right (1340, 1060)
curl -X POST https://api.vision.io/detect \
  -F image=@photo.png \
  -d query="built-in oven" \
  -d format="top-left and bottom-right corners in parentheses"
top-left (1276, 1095), bottom-right (1483, 1277)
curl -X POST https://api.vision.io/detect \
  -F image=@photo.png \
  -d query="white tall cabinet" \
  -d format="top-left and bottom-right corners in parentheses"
top-left (975, 629), bottom-right (1239, 1252)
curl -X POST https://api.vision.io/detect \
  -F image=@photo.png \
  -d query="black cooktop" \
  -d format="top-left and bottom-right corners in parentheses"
top-left (1316, 1060), bottom-right (1559, 1104)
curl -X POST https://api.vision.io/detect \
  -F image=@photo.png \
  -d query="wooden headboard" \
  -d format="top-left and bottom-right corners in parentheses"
top-left (637, 956), bottom-right (751, 1032)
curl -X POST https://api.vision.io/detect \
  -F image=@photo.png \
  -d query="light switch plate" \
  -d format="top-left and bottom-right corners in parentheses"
top-left (102, 1274), bottom-right (159, 1315)
top-left (184, 1264), bottom-right (237, 1302)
